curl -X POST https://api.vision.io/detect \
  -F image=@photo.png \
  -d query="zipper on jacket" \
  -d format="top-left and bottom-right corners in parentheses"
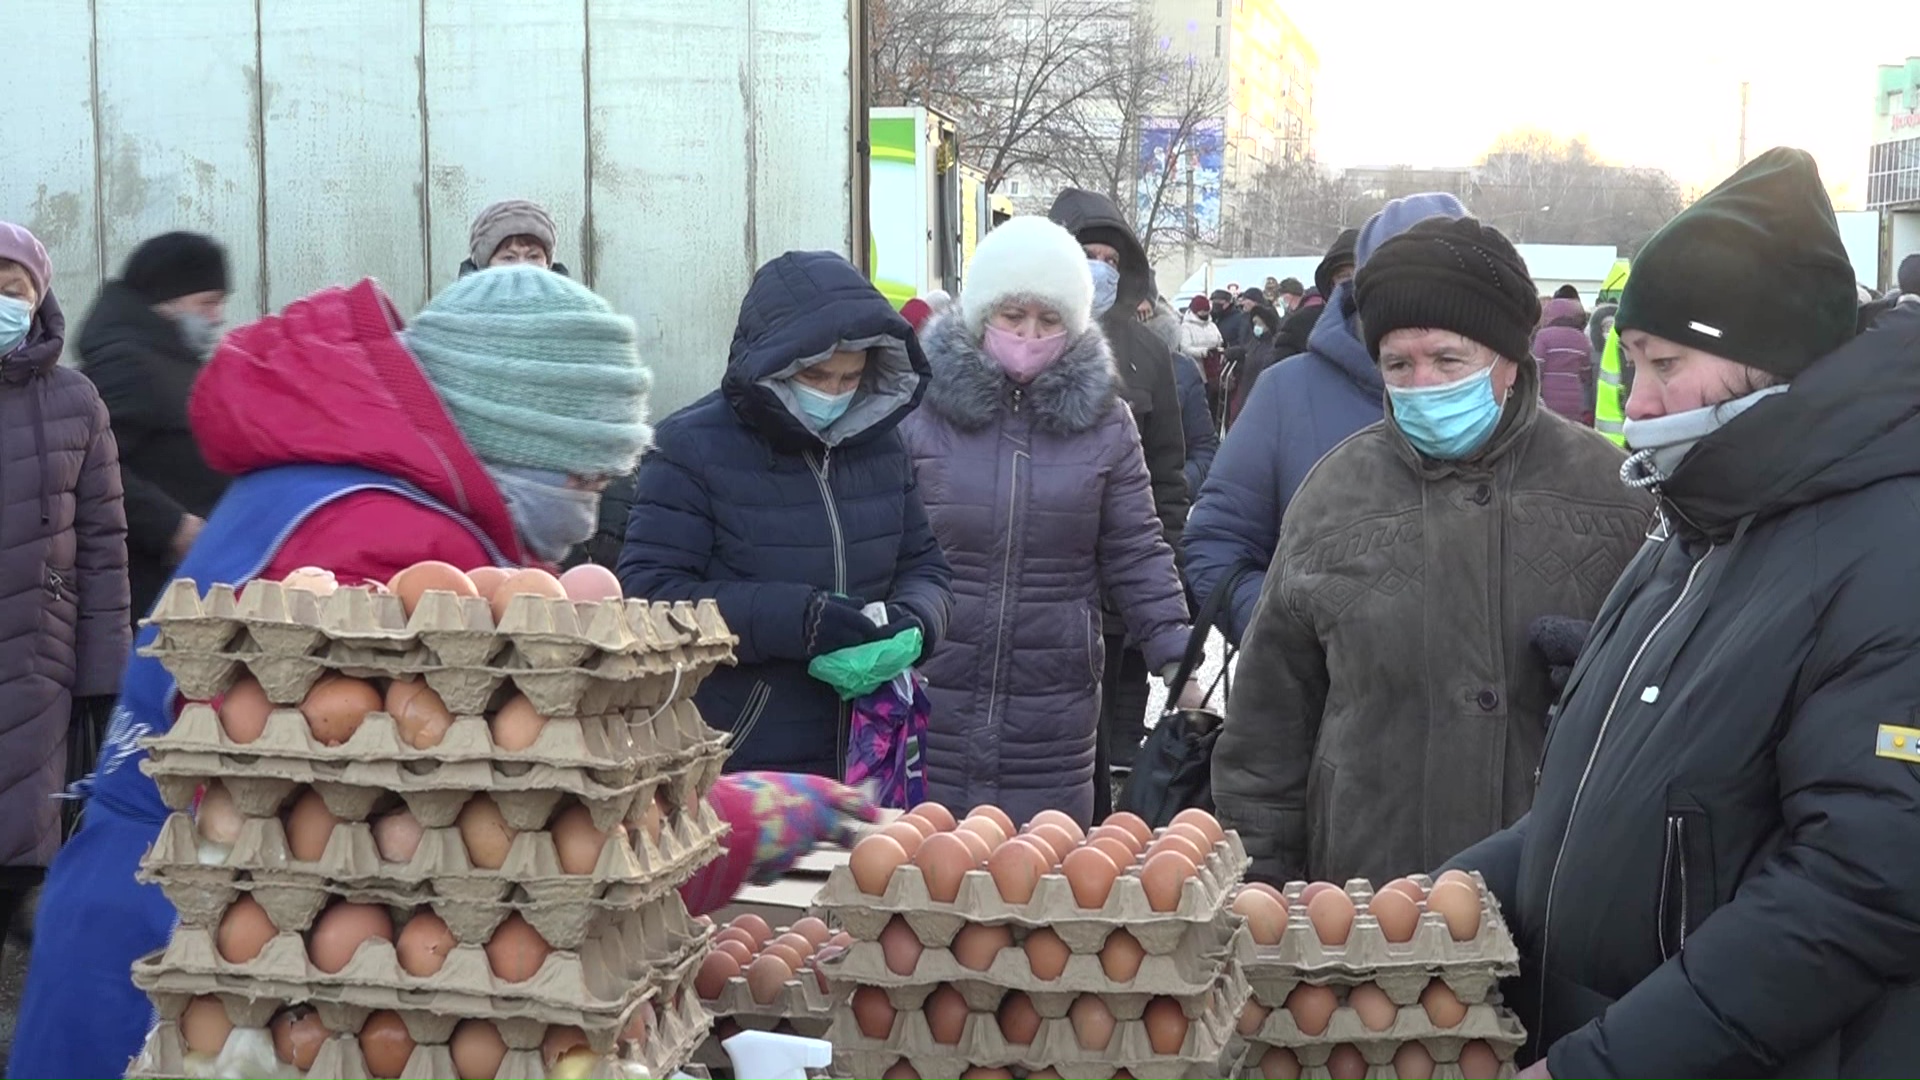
top-left (1657, 815), bottom-right (1677, 960)
top-left (983, 451), bottom-right (1029, 763)
top-left (728, 680), bottom-right (773, 750)
top-left (806, 449), bottom-right (850, 777)
top-left (47, 568), bottom-right (67, 598)
top-left (1656, 814), bottom-right (1693, 960)
top-left (1535, 548), bottom-right (1713, 1038)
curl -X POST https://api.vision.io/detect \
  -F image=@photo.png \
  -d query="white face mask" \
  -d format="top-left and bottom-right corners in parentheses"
top-left (1621, 384), bottom-right (1788, 488)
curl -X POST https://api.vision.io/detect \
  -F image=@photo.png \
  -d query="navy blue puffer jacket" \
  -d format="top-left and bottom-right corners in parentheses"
top-left (618, 252), bottom-right (952, 777)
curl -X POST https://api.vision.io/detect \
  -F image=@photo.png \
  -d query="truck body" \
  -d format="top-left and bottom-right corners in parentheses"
top-left (868, 105), bottom-right (980, 308)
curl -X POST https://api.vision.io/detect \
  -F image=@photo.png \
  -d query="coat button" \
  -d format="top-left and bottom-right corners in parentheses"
top-left (1477, 689), bottom-right (1500, 711)
top-left (1471, 483), bottom-right (1491, 505)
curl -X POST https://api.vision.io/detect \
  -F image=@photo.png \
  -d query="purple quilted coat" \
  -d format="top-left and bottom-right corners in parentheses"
top-left (900, 314), bottom-right (1189, 828)
top-left (0, 291), bottom-right (131, 871)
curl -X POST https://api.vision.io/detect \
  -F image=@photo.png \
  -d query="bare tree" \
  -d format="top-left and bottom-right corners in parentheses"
top-left (1473, 129), bottom-right (1683, 251)
top-left (1225, 156), bottom-right (1356, 257)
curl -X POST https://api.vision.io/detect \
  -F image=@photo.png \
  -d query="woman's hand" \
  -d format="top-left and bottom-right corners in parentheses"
top-left (707, 772), bottom-right (879, 884)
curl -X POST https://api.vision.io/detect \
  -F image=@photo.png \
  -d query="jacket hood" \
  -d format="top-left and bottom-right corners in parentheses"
top-left (722, 251), bottom-right (929, 454)
top-left (918, 311), bottom-right (1117, 435)
top-left (1304, 281), bottom-right (1383, 398)
top-left (77, 280), bottom-right (198, 366)
top-left (1589, 302), bottom-right (1619, 353)
top-left (1661, 301), bottom-right (1920, 540)
top-left (189, 278), bottom-right (523, 561)
top-left (1540, 297), bottom-right (1587, 329)
top-left (1047, 189), bottom-right (1152, 307)
top-left (0, 288), bottom-right (65, 382)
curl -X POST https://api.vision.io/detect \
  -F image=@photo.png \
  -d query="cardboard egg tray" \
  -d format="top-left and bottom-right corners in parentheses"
top-left (833, 955), bottom-right (1250, 1026)
top-left (128, 963), bottom-right (710, 1080)
top-left (1239, 997), bottom-right (1525, 1054)
top-left (1233, 1030), bottom-right (1521, 1080)
top-left (825, 910), bottom-right (1252, 1003)
top-left (816, 833), bottom-right (1250, 951)
top-left (694, 973), bottom-right (838, 1070)
top-left (828, 983), bottom-right (1240, 1080)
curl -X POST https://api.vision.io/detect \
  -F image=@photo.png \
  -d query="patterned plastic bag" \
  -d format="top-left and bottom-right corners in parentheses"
top-left (844, 673), bottom-right (929, 810)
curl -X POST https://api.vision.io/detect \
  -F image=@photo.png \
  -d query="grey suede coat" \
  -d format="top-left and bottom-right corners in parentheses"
top-left (1214, 361), bottom-right (1653, 885)
top-left (901, 314), bottom-right (1190, 828)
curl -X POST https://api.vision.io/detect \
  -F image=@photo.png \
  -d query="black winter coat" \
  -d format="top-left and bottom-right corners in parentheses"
top-left (78, 282), bottom-right (227, 622)
top-left (1450, 303), bottom-right (1920, 1077)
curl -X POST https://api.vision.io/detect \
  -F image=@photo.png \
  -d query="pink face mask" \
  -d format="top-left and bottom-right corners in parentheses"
top-left (983, 323), bottom-right (1070, 383)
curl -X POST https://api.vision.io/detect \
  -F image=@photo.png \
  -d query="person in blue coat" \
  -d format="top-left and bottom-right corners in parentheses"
top-left (619, 251), bottom-right (952, 778)
top-left (1183, 193), bottom-right (1468, 642)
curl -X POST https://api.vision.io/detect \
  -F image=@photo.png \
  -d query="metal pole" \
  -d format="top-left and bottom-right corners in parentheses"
top-left (1738, 81), bottom-right (1750, 167)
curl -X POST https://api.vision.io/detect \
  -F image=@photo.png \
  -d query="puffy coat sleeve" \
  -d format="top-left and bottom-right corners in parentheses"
top-left (617, 435), bottom-right (814, 665)
top-left (887, 473), bottom-right (952, 653)
top-left (73, 392), bottom-right (132, 697)
top-left (1211, 541), bottom-right (1324, 885)
top-left (1095, 406), bottom-right (1190, 673)
top-left (1184, 371), bottom-right (1287, 644)
top-left (1551, 555), bottom-right (1920, 1078)
top-left (1174, 356), bottom-right (1217, 497)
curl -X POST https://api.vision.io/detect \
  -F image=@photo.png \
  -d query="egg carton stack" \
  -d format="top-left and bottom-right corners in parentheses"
top-left (123, 576), bottom-right (737, 1080)
top-left (691, 914), bottom-right (849, 1071)
top-left (1231, 874), bottom-right (1525, 1080)
top-left (816, 806), bottom-right (1255, 1080)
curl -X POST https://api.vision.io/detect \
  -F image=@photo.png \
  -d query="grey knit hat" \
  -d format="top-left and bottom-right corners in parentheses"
top-left (404, 266), bottom-right (652, 476)
top-left (468, 199), bottom-right (558, 268)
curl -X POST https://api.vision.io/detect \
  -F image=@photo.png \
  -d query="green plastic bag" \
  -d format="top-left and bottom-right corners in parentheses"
top-left (807, 627), bottom-right (924, 700)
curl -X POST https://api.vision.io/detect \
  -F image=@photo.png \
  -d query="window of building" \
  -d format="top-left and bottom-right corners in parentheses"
top-left (1216, 0), bottom-right (1222, 16)
top-left (1214, 25), bottom-right (1222, 57)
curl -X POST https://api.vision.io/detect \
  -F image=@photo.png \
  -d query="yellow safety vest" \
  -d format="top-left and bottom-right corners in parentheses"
top-left (1595, 325), bottom-right (1625, 446)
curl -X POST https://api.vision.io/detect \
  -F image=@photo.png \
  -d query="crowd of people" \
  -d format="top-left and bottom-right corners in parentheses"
top-left (4, 144), bottom-right (1920, 1076)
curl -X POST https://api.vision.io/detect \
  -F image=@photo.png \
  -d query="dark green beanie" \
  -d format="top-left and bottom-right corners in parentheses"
top-left (1616, 147), bottom-right (1855, 381)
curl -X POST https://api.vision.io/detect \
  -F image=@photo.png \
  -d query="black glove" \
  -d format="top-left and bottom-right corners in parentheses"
top-left (806, 593), bottom-right (883, 658)
top-left (877, 604), bottom-right (928, 663)
top-left (1529, 616), bottom-right (1592, 695)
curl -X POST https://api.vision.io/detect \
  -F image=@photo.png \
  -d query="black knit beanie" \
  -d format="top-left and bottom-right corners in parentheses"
top-left (1314, 228), bottom-right (1359, 300)
top-left (121, 232), bottom-right (230, 304)
top-left (1616, 148), bottom-right (1855, 381)
top-left (1352, 216), bottom-right (1541, 365)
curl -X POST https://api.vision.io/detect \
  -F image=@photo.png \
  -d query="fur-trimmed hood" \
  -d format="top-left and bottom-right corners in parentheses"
top-left (918, 312), bottom-right (1118, 435)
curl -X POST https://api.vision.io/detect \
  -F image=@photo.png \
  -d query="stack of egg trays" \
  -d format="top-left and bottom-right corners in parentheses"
top-left (1234, 874), bottom-right (1524, 1080)
top-left (817, 832), bottom-right (1254, 1079)
top-left (694, 924), bottom-right (840, 1070)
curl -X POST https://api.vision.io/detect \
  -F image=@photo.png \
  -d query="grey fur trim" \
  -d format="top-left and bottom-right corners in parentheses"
top-left (918, 313), bottom-right (1118, 434)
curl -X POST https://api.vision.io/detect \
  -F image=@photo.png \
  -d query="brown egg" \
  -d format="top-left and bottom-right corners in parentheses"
top-left (997, 991), bottom-right (1043, 1045)
top-left (1348, 982), bottom-right (1398, 1031)
top-left (790, 916), bottom-right (832, 948)
top-left (271, 1005), bottom-right (329, 1070)
top-left (1069, 994), bottom-right (1116, 1051)
top-left (620, 1001), bottom-right (653, 1053)
top-left (1298, 881), bottom-right (1342, 906)
top-left (541, 1027), bottom-right (591, 1071)
top-left (775, 932), bottom-right (817, 960)
top-left (850, 834), bottom-right (909, 897)
top-left (217, 676), bottom-right (273, 744)
top-left (807, 946), bottom-right (840, 992)
top-left (1428, 880), bottom-right (1483, 941)
top-left (196, 782), bottom-right (244, 846)
top-left (951, 922), bottom-right (1013, 972)
top-left (1007, 833), bottom-right (1059, 868)
top-left (762, 943), bottom-right (806, 971)
top-left (1027, 809), bottom-right (1084, 842)
top-left (714, 925), bottom-right (756, 951)
top-left (1327, 1044), bottom-right (1369, 1080)
top-left (489, 568), bottom-right (566, 621)
top-left (1099, 928), bottom-right (1146, 982)
top-left (1232, 887), bottom-right (1289, 945)
top-left (216, 896), bottom-right (278, 964)
top-left (1060, 846), bottom-right (1120, 909)
top-left (308, 901), bottom-right (394, 974)
top-left (894, 814), bottom-right (937, 839)
top-left (385, 679), bottom-right (455, 750)
top-left (1237, 999), bottom-right (1272, 1037)
top-left (1243, 881), bottom-right (1288, 903)
top-left (716, 939), bottom-right (754, 967)
top-left (1022, 926), bottom-right (1070, 980)
top-left (300, 674), bottom-right (380, 747)
top-left (881, 1062), bottom-right (921, 1080)
top-left (1420, 979), bottom-right (1468, 1028)
top-left (957, 815), bottom-right (1008, 848)
top-left (852, 986), bottom-right (897, 1039)
top-left (907, 801), bottom-right (958, 832)
top-left (1164, 821), bottom-right (1216, 857)
top-left (1027, 1071), bottom-right (1062, 1080)
top-left (1088, 823), bottom-right (1144, 855)
top-left (359, 1011), bottom-right (416, 1080)
top-left (1169, 807), bottom-right (1225, 845)
top-left (179, 996), bottom-right (232, 1056)
top-left (559, 563), bottom-right (622, 601)
top-left (1102, 810), bottom-right (1152, 847)
top-left (1458, 1041), bottom-right (1502, 1080)
top-left (1284, 983), bottom-right (1338, 1036)
top-left (1437, 868), bottom-right (1478, 890)
top-left (485, 914), bottom-right (553, 982)
top-left (457, 794), bottom-right (519, 870)
top-left (730, 914), bottom-right (774, 948)
top-left (549, 802), bottom-right (610, 876)
top-left (1368, 887), bottom-right (1421, 944)
top-left (986, 839), bottom-right (1050, 905)
top-left (372, 808), bottom-right (425, 864)
top-left (467, 566), bottom-right (512, 602)
top-left (1143, 997), bottom-right (1189, 1055)
top-left (961, 1069), bottom-right (1014, 1079)
top-left (642, 789), bottom-right (671, 844)
top-left (395, 910), bottom-right (457, 977)
top-left (1148, 831), bottom-right (1206, 866)
top-left (1139, 850), bottom-right (1195, 913)
top-left (747, 954), bottom-right (792, 1004)
top-left (1259, 1046), bottom-right (1301, 1080)
top-left (914, 832), bottom-right (978, 903)
top-left (390, 561), bottom-right (477, 616)
top-left (829, 930), bottom-right (854, 949)
top-left (489, 694), bottom-right (549, 752)
top-left (1394, 1042), bottom-right (1437, 1080)
top-left (1307, 887), bottom-right (1357, 946)
top-left (878, 821), bottom-right (925, 858)
top-left (922, 984), bottom-right (970, 1045)
top-left (879, 916), bottom-right (923, 976)
top-left (952, 827), bottom-right (993, 863)
top-left (1382, 876), bottom-right (1428, 904)
top-left (967, 804), bottom-right (1016, 837)
top-left (450, 1019), bottom-right (508, 1080)
top-left (284, 788), bottom-right (342, 863)
top-left (1024, 822), bottom-right (1077, 862)
top-left (1086, 836), bottom-right (1137, 870)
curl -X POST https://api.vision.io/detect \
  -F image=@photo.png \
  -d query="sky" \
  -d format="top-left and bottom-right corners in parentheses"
top-left (1287, 0), bottom-right (1919, 208)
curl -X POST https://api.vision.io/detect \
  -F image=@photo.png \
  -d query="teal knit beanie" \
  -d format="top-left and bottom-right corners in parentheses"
top-left (405, 265), bottom-right (651, 476)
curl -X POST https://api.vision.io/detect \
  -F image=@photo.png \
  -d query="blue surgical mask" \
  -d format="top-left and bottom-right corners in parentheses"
top-left (1387, 366), bottom-right (1505, 460)
top-left (791, 381), bottom-right (856, 430)
top-left (0, 295), bottom-right (31, 355)
top-left (173, 312), bottom-right (221, 360)
top-left (1252, 324), bottom-right (1267, 338)
top-left (487, 465), bottom-right (602, 563)
top-left (1088, 260), bottom-right (1120, 318)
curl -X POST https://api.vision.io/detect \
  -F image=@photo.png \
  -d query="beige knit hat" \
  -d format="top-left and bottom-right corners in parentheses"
top-left (468, 199), bottom-right (558, 268)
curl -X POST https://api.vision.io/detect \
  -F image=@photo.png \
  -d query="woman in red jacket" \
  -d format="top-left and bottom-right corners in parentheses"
top-left (10, 266), bottom-right (870, 1080)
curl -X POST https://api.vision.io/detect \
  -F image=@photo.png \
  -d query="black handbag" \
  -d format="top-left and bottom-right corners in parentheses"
top-left (1115, 566), bottom-right (1251, 827)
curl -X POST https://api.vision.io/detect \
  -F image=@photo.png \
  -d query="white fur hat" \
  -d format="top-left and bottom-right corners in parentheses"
top-left (960, 216), bottom-right (1094, 337)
